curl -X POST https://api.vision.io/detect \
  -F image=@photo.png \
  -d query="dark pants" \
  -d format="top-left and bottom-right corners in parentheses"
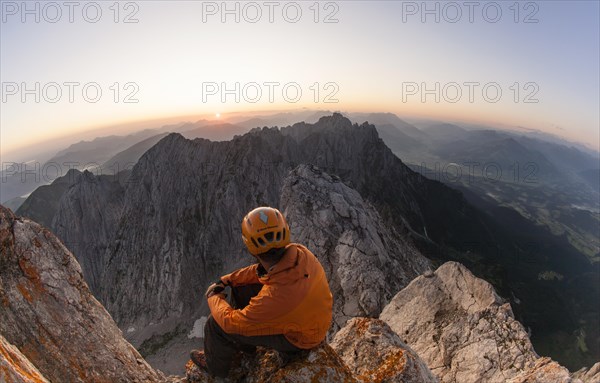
top-left (204, 284), bottom-right (302, 378)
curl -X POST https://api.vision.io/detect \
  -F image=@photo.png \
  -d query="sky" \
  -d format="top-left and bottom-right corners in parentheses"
top-left (1, 0), bottom-right (599, 158)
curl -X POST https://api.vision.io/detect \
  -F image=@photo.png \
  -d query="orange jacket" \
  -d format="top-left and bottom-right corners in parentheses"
top-left (207, 243), bottom-right (333, 349)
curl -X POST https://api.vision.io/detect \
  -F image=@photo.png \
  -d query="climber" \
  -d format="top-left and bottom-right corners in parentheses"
top-left (189, 207), bottom-right (334, 378)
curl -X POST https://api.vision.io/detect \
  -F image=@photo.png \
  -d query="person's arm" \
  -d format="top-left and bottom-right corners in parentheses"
top-left (207, 286), bottom-right (301, 337)
top-left (220, 264), bottom-right (260, 287)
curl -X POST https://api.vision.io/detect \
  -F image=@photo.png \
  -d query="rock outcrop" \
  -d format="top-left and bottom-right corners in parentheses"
top-left (0, 334), bottom-right (50, 383)
top-left (185, 343), bottom-right (356, 383)
top-left (331, 317), bottom-right (437, 383)
top-left (281, 165), bottom-right (430, 329)
top-left (0, 205), bottom-right (164, 383)
top-left (380, 261), bottom-right (594, 383)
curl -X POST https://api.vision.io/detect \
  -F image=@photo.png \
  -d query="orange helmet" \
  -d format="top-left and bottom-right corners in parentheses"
top-left (241, 207), bottom-right (290, 256)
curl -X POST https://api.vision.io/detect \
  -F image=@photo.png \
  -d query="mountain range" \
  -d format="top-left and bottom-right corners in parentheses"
top-left (8, 112), bottom-right (600, 374)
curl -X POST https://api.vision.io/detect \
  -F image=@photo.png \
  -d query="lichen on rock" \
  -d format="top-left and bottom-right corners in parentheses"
top-left (331, 317), bottom-right (437, 383)
top-left (0, 334), bottom-right (50, 383)
top-left (185, 343), bottom-right (356, 383)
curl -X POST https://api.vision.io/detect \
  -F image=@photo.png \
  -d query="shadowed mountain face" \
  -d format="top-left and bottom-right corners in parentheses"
top-left (578, 169), bottom-right (600, 192)
top-left (50, 113), bottom-right (598, 371)
top-left (15, 169), bottom-right (82, 228)
top-left (102, 133), bottom-right (171, 174)
top-left (51, 170), bottom-right (131, 295)
top-left (348, 112), bottom-right (430, 142)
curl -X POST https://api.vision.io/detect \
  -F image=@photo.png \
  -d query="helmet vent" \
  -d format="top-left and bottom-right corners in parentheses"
top-left (264, 232), bottom-right (274, 242)
top-left (283, 228), bottom-right (287, 240)
top-left (257, 237), bottom-right (266, 246)
top-left (276, 231), bottom-right (281, 241)
top-left (251, 237), bottom-right (259, 248)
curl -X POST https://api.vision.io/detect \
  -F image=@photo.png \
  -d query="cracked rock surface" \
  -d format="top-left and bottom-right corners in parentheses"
top-left (281, 164), bottom-right (431, 331)
top-left (0, 334), bottom-right (50, 383)
top-left (507, 357), bottom-right (584, 383)
top-left (331, 317), bottom-right (437, 383)
top-left (380, 261), bottom-right (593, 383)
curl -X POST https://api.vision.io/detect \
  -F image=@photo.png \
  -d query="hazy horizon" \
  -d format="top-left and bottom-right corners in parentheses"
top-left (4, 107), bottom-right (599, 165)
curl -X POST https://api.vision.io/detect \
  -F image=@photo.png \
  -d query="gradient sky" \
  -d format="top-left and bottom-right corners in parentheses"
top-left (1, 0), bottom-right (599, 157)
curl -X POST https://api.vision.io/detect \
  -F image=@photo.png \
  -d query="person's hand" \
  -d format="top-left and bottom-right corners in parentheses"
top-left (205, 281), bottom-right (226, 299)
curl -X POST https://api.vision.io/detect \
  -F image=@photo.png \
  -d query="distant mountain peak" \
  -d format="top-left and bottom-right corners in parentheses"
top-left (316, 112), bottom-right (353, 127)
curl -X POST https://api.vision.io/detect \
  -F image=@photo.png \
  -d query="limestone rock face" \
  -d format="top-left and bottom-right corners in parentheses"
top-left (185, 343), bottom-right (356, 383)
top-left (380, 261), bottom-right (591, 383)
top-left (281, 165), bottom-right (430, 329)
top-left (331, 317), bottom-right (437, 383)
top-left (51, 169), bottom-right (129, 295)
top-left (0, 205), bottom-right (164, 383)
top-left (0, 334), bottom-right (50, 383)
